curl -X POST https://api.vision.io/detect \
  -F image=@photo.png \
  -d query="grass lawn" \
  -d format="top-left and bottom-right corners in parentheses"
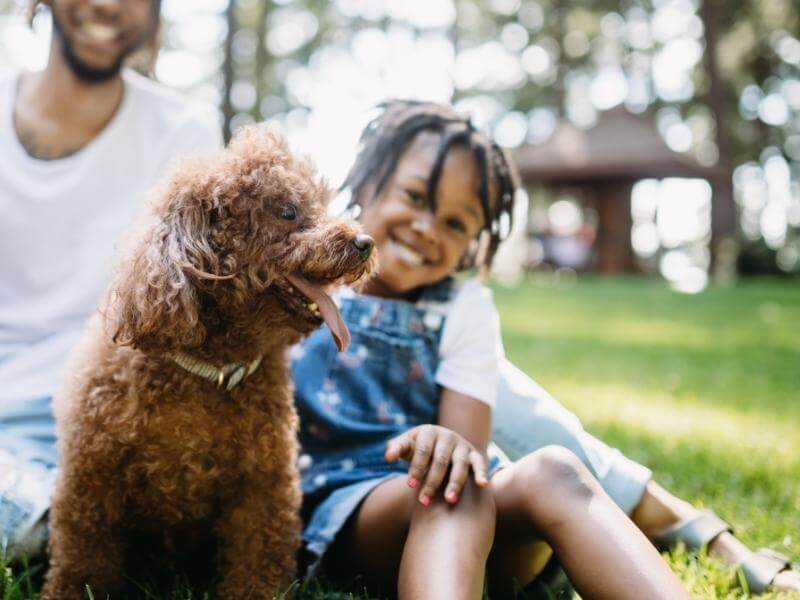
top-left (2, 277), bottom-right (798, 599)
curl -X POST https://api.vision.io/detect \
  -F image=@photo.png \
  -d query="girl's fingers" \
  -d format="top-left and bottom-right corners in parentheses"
top-left (469, 450), bottom-right (490, 487)
top-left (406, 426), bottom-right (437, 490)
top-left (384, 432), bottom-right (411, 463)
top-left (383, 436), bottom-right (405, 463)
top-left (444, 445), bottom-right (470, 504)
top-left (418, 434), bottom-right (456, 506)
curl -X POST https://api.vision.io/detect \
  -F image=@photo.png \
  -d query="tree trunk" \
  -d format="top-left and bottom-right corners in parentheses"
top-left (700, 0), bottom-right (738, 281)
top-left (222, 0), bottom-right (237, 142)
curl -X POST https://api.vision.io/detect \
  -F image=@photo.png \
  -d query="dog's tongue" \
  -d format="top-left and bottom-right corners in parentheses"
top-left (286, 274), bottom-right (350, 352)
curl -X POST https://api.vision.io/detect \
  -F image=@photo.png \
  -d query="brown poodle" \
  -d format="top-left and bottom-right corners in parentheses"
top-left (41, 125), bottom-right (375, 599)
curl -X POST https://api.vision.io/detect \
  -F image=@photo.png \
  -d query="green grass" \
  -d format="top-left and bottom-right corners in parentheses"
top-left (494, 275), bottom-right (800, 599)
top-left (2, 277), bottom-right (798, 598)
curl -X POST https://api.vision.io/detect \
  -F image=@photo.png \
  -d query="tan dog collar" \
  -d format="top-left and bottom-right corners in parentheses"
top-left (169, 352), bottom-right (263, 391)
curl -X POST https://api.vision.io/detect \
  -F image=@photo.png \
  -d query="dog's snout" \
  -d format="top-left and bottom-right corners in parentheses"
top-left (352, 234), bottom-right (375, 260)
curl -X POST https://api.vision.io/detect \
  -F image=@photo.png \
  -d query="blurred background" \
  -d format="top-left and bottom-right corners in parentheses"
top-left (1, 3), bottom-right (798, 598)
top-left (2, 0), bottom-right (798, 291)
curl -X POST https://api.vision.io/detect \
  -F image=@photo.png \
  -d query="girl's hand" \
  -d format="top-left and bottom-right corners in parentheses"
top-left (385, 425), bottom-right (489, 506)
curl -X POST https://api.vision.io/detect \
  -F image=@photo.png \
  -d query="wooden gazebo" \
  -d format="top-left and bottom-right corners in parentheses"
top-left (513, 108), bottom-right (726, 273)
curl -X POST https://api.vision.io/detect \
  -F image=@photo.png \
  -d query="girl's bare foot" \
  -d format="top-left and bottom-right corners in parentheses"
top-left (772, 569), bottom-right (800, 593)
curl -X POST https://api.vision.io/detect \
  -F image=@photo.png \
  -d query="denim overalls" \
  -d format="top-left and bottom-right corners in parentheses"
top-left (291, 279), bottom-right (506, 569)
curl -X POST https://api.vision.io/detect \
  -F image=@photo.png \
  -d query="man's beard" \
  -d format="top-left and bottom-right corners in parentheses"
top-left (52, 11), bottom-right (145, 83)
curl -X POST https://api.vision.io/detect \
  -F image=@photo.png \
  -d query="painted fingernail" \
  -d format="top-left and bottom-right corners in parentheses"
top-left (419, 496), bottom-right (431, 507)
top-left (407, 478), bottom-right (418, 489)
top-left (446, 492), bottom-right (458, 503)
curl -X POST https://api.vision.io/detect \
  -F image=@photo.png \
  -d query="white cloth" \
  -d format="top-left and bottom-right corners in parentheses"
top-left (0, 68), bottom-right (223, 404)
top-left (419, 279), bottom-right (504, 407)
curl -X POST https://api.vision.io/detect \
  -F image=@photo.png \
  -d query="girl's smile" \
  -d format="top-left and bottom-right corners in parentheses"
top-left (386, 237), bottom-right (429, 267)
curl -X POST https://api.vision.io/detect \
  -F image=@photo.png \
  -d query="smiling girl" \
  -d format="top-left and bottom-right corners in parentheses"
top-left (290, 101), bottom-right (688, 599)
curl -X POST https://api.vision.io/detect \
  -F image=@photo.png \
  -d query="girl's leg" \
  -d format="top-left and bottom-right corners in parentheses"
top-left (489, 446), bottom-right (689, 600)
top-left (328, 475), bottom-right (495, 600)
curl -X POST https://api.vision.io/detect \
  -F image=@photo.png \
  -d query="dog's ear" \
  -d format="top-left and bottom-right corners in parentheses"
top-left (107, 174), bottom-right (223, 353)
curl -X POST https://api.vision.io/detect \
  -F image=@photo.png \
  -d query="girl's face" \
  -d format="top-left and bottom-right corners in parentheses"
top-left (359, 132), bottom-right (485, 298)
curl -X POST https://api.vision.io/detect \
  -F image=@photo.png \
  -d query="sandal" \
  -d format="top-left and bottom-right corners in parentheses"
top-left (653, 510), bottom-right (795, 594)
top-left (738, 548), bottom-right (792, 595)
top-left (652, 509), bottom-right (732, 551)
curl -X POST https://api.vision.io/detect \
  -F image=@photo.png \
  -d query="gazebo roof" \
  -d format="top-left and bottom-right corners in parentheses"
top-left (512, 107), bottom-right (721, 184)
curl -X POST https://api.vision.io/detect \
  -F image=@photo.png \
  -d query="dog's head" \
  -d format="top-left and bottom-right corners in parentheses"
top-left (108, 124), bottom-right (375, 354)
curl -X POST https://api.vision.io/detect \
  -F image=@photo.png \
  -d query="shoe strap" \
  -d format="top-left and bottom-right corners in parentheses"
top-left (653, 509), bottom-right (732, 550)
top-left (739, 548), bottom-right (790, 594)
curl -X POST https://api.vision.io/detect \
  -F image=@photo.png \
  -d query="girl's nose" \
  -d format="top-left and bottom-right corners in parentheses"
top-left (411, 216), bottom-right (437, 246)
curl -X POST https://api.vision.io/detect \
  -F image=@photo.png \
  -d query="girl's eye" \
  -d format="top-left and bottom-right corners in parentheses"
top-left (447, 218), bottom-right (467, 234)
top-left (280, 204), bottom-right (297, 221)
top-left (406, 190), bottom-right (426, 207)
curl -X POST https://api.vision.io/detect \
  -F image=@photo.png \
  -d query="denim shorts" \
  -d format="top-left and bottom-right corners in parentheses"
top-left (0, 396), bottom-right (57, 557)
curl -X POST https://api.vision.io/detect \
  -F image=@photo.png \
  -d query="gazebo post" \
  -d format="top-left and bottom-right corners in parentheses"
top-left (593, 180), bottom-right (635, 273)
top-left (709, 174), bottom-right (738, 280)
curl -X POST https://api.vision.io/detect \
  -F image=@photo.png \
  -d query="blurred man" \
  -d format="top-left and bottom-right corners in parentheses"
top-left (0, 0), bottom-right (222, 555)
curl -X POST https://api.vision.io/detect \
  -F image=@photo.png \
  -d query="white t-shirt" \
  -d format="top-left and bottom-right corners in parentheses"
top-left (0, 69), bottom-right (223, 405)
top-left (419, 279), bottom-right (505, 408)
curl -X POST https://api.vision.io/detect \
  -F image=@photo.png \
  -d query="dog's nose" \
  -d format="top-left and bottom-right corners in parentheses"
top-left (352, 234), bottom-right (375, 260)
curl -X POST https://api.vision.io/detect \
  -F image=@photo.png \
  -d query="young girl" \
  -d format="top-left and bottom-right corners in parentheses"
top-left (291, 100), bottom-right (689, 599)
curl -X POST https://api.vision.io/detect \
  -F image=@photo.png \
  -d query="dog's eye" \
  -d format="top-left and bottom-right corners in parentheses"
top-left (280, 204), bottom-right (297, 221)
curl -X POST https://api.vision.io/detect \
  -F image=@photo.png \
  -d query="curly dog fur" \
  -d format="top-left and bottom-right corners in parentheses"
top-left (42, 125), bottom-right (375, 599)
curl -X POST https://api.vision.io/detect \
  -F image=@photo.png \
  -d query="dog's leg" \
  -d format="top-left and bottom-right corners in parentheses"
top-left (41, 468), bottom-right (126, 600)
top-left (216, 469), bottom-right (302, 600)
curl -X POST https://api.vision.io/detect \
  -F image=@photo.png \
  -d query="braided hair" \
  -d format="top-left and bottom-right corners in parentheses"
top-left (343, 100), bottom-right (518, 272)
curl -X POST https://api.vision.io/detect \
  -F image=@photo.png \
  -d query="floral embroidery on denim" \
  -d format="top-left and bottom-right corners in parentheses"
top-left (337, 351), bottom-right (363, 369)
top-left (297, 454), bottom-right (313, 472)
top-left (316, 378), bottom-right (340, 408)
top-left (369, 304), bottom-right (384, 326)
top-left (407, 360), bottom-right (423, 383)
top-left (376, 402), bottom-right (396, 424)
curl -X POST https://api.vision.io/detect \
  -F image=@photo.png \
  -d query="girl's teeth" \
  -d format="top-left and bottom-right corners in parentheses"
top-left (389, 240), bottom-right (424, 266)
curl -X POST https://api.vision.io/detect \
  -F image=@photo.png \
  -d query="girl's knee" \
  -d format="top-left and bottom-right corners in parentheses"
top-left (411, 480), bottom-right (496, 542)
top-left (517, 445), bottom-right (598, 503)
